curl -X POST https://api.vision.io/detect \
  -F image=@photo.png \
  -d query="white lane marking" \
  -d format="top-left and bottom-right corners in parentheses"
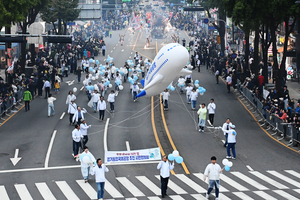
top-left (44, 130), bottom-right (57, 168)
top-left (190, 194), bottom-right (207, 200)
top-left (272, 190), bottom-right (299, 200)
top-left (246, 165), bottom-right (254, 171)
top-left (131, 52), bottom-right (133, 54)
top-left (294, 189), bottom-right (300, 194)
top-left (107, 54), bottom-right (110, 57)
top-left (111, 50), bottom-right (113, 53)
top-left (80, 86), bottom-right (84, 91)
top-left (125, 198), bottom-right (138, 200)
top-left (121, 49), bottom-right (124, 52)
top-left (104, 118), bottom-right (110, 152)
top-left (267, 170), bottom-right (300, 188)
top-left (55, 181), bottom-right (79, 200)
top-left (15, 184), bottom-right (33, 200)
top-left (169, 195), bottom-right (185, 200)
top-left (126, 141), bottom-right (130, 151)
top-left (113, 47), bottom-right (116, 49)
top-left (116, 177), bottom-right (145, 197)
top-left (60, 112), bottom-right (65, 120)
top-left (249, 171), bottom-right (289, 189)
top-left (76, 180), bottom-right (96, 199)
top-left (103, 59), bottom-right (106, 61)
top-left (284, 170), bottom-right (300, 179)
top-left (66, 80), bottom-right (75, 86)
top-left (253, 191), bottom-right (278, 200)
top-left (10, 149), bottom-right (21, 166)
top-left (222, 140), bottom-right (225, 144)
top-left (232, 192), bottom-right (255, 200)
top-left (129, 56), bottom-right (131, 59)
top-left (220, 174), bottom-right (249, 191)
top-left (231, 171), bottom-right (269, 190)
top-left (155, 175), bottom-right (187, 194)
top-left (193, 173), bottom-right (229, 192)
top-left (35, 182), bottom-right (56, 200)
top-left (212, 193), bottom-right (231, 200)
top-left (174, 174), bottom-right (206, 193)
top-left (105, 180), bottom-right (124, 198)
top-left (147, 197), bottom-right (161, 200)
top-left (136, 176), bottom-right (160, 195)
top-left (0, 185), bottom-right (10, 200)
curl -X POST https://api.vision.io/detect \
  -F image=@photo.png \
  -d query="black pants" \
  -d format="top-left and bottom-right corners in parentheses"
top-left (209, 114), bottom-right (214, 125)
top-left (77, 118), bottom-right (82, 125)
top-left (69, 114), bottom-right (74, 124)
top-left (227, 84), bottom-right (231, 93)
top-left (102, 49), bottom-right (105, 56)
top-left (160, 176), bottom-right (169, 195)
top-left (25, 101), bottom-right (30, 111)
top-left (216, 75), bottom-right (219, 84)
top-left (99, 110), bottom-right (105, 120)
top-left (45, 87), bottom-right (50, 98)
top-left (82, 135), bottom-right (88, 148)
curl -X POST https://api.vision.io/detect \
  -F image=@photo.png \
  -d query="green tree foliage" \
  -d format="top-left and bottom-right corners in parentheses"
top-left (41, 0), bottom-right (81, 35)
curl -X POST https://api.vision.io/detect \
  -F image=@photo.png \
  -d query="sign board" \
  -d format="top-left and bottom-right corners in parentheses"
top-left (232, 53), bottom-right (237, 59)
top-left (203, 18), bottom-right (209, 24)
top-left (105, 147), bottom-right (161, 163)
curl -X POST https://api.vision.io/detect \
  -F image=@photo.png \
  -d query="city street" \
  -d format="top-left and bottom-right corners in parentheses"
top-left (0, 29), bottom-right (300, 200)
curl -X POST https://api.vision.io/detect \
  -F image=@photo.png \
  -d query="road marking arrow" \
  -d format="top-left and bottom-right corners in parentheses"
top-left (66, 80), bottom-right (75, 86)
top-left (10, 149), bottom-right (21, 166)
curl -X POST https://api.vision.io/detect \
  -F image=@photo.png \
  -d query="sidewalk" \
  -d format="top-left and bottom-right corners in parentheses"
top-left (286, 81), bottom-right (300, 100)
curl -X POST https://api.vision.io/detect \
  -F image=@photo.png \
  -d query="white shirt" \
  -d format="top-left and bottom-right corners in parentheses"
top-left (223, 129), bottom-right (237, 143)
top-left (91, 164), bottom-right (109, 183)
top-left (97, 100), bottom-right (106, 110)
top-left (80, 123), bottom-right (90, 136)
top-left (204, 163), bottom-right (222, 180)
top-left (226, 76), bottom-right (232, 84)
top-left (91, 93), bottom-right (100, 102)
top-left (72, 128), bottom-right (81, 142)
top-left (157, 161), bottom-right (174, 178)
top-left (189, 91), bottom-right (198, 101)
top-left (66, 94), bottom-right (76, 104)
top-left (161, 91), bottom-right (170, 100)
top-left (107, 93), bottom-right (116, 102)
top-left (43, 81), bottom-right (51, 89)
top-left (47, 97), bottom-right (56, 104)
top-left (132, 84), bottom-right (139, 92)
top-left (185, 86), bottom-right (193, 95)
top-left (222, 122), bottom-right (233, 135)
top-left (68, 102), bottom-right (77, 114)
top-left (207, 102), bottom-right (216, 114)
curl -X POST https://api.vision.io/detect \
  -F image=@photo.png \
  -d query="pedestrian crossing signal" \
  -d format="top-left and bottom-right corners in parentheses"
top-left (217, 35), bottom-right (221, 44)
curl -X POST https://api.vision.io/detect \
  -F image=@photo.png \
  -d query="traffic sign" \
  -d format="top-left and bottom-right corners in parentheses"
top-left (232, 53), bottom-right (237, 59)
top-left (203, 18), bottom-right (209, 24)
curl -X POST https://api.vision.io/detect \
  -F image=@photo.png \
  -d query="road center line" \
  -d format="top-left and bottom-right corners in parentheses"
top-left (44, 130), bottom-right (57, 168)
top-left (126, 141), bottom-right (130, 151)
top-left (60, 112), bottom-right (65, 120)
top-left (104, 118), bottom-right (110, 152)
top-left (80, 86), bottom-right (84, 91)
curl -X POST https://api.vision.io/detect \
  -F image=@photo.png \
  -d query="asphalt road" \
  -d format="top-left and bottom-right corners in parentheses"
top-left (0, 29), bottom-right (299, 200)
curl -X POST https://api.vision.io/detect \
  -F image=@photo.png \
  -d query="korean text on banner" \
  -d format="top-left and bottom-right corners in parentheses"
top-left (105, 147), bottom-right (161, 163)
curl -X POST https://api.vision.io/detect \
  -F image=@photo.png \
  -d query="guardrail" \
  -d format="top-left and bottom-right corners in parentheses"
top-left (237, 81), bottom-right (299, 148)
top-left (0, 87), bottom-right (26, 123)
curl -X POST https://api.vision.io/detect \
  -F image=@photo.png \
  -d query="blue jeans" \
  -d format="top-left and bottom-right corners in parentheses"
top-left (83, 166), bottom-right (90, 180)
top-left (207, 180), bottom-right (220, 198)
top-left (115, 83), bottom-right (119, 91)
top-left (93, 102), bottom-right (98, 111)
top-left (227, 143), bottom-right (236, 158)
top-left (110, 102), bottom-right (114, 111)
top-left (160, 176), bottom-right (169, 195)
top-left (224, 134), bottom-right (228, 146)
top-left (101, 90), bottom-right (105, 97)
top-left (187, 95), bottom-right (190, 103)
top-left (96, 182), bottom-right (105, 199)
top-left (78, 75), bottom-right (81, 82)
top-left (133, 91), bottom-right (137, 100)
top-left (191, 100), bottom-right (197, 109)
top-left (48, 103), bottom-right (55, 116)
top-left (73, 141), bottom-right (81, 156)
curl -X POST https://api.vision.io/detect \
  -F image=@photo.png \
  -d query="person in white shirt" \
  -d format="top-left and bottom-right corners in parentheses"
top-left (185, 84), bottom-right (193, 104)
top-left (66, 91), bottom-right (76, 108)
top-left (161, 89), bottom-right (170, 111)
top-left (226, 74), bottom-right (232, 93)
top-left (91, 90), bottom-right (100, 112)
top-left (114, 73), bottom-right (122, 91)
top-left (178, 76), bottom-right (185, 93)
top-left (207, 98), bottom-right (216, 125)
top-left (72, 125), bottom-right (82, 158)
top-left (203, 156), bottom-right (223, 200)
top-left (222, 118), bottom-right (232, 147)
top-left (73, 107), bottom-right (87, 125)
top-left (223, 124), bottom-right (237, 159)
top-left (189, 88), bottom-right (198, 110)
top-left (42, 80), bottom-right (51, 99)
top-left (80, 146), bottom-right (96, 183)
top-left (47, 94), bottom-right (56, 117)
top-left (97, 96), bottom-right (106, 121)
top-left (68, 99), bottom-right (77, 125)
top-left (90, 158), bottom-right (109, 200)
top-left (157, 155), bottom-right (174, 198)
top-left (98, 80), bottom-right (107, 97)
top-left (80, 119), bottom-right (91, 148)
top-left (132, 82), bottom-right (139, 102)
top-left (107, 90), bottom-right (116, 112)
top-left (134, 52), bottom-right (139, 65)
top-left (102, 44), bottom-right (106, 56)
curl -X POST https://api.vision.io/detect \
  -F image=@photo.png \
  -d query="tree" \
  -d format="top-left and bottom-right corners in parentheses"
top-left (41, 0), bottom-right (81, 35)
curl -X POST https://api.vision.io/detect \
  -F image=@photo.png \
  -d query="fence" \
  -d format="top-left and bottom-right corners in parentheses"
top-left (237, 81), bottom-right (300, 147)
top-left (0, 87), bottom-right (26, 122)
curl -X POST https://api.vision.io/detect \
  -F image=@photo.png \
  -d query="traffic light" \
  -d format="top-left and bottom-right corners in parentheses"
top-left (217, 35), bottom-right (221, 44)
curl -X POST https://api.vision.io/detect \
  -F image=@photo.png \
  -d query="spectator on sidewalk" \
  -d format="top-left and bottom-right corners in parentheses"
top-left (23, 88), bottom-right (32, 112)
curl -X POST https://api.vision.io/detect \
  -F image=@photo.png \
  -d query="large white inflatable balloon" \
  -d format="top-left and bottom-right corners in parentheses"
top-left (73, 87), bottom-right (77, 93)
top-left (137, 43), bottom-right (191, 98)
top-left (119, 85), bottom-right (124, 90)
top-left (92, 77), bottom-right (96, 81)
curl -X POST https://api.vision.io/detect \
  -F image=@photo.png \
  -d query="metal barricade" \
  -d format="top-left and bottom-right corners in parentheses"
top-left (0, 87), bottom-right (26, 118)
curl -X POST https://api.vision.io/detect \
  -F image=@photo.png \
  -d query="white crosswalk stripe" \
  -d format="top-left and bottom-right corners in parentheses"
top-left (272, 189), bottom-right (300, 200)
top-left (155, 175), bottom-right (187, 194)
top-left (136, 176), bottom-right (161, 195)
top-left (35, 182), bottom-right (56, 200)
top-left (191, 194), bottom-right (208, 199)
top-left (147, 197), bottom-right (162, 200)
top-left (174, 174), bottom-right (207, 193)
top-left (76, 180), bottom-right (96, 199)
top-left (253, 191), bottom-right (278, 200)
top-left (193, 173), bottom-right (229, 192)
top-left (232, 192), bottom-right (255, 199)
top-left (231, 171), bottom-right (269, 190)
top-left (285, 170), bottom-right (300, 179)
top-left (15, 184), bottom-right (33, 200)
top-left (267, 170), bottom-right (300, 188)
top-left (169, 195), bottom-right (185, 200)
top-left (294, 189), bottom-right (300, 194)
top-left (249, 171), bottom-right (289, 189)
top-left (0, 185), bottom-right (10, 200)
top-left (220, 174), bottom-right (249, 191)
top-left (105, 180), bottom-right (124, 198)
top-left (117, 177), bottom-right (145, 197)
top-left (55, 181), bottom-right (79, 200)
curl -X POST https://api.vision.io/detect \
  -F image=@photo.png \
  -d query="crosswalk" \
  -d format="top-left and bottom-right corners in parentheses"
top-left (1, 169), bottom-right (300, 199)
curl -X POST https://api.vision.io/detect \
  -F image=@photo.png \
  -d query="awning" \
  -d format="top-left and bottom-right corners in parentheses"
top-left (74, 21), bottom-right (87, 26)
